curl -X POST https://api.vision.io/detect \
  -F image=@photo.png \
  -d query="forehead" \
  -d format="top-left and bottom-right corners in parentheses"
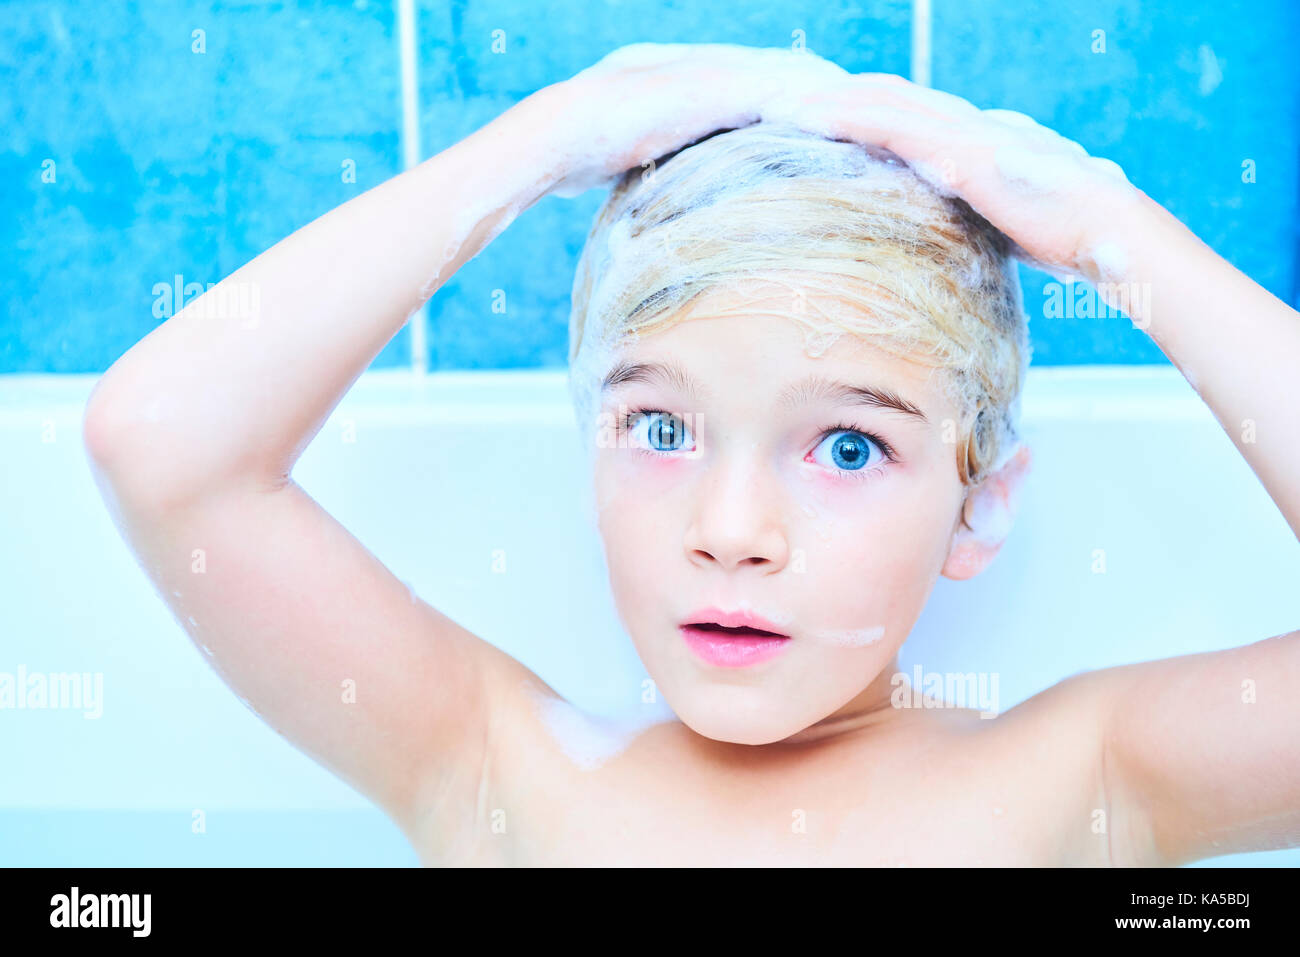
top-left (608, 278), bottom-right (955, 419)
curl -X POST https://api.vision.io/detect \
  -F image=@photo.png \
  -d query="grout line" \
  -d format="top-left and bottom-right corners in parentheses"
top-left (910, 0), bottom-right (932, 87)
top-left (398, 0), bottom-right (422, 173)
top-left (397, 0), bottom-right (428, 375)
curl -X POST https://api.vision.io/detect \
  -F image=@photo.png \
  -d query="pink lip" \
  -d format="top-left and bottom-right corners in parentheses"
top-left (679, 607), bottom-right (792, 668)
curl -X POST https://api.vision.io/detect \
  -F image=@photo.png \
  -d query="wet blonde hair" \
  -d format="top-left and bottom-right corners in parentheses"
top-left (568, 121), bottom-right (1031, 488)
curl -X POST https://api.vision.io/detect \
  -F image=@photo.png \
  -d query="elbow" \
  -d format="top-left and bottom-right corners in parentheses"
top-left (82, 373), bottom-right (135, 477)
top-left (81, 374), bottom-right (130, 475)
top-left (83, 370), bottom-right (285, 513)
top-left (82, 373), bottom-right (203, 514)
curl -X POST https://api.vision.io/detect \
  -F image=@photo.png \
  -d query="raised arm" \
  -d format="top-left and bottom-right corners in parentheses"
top-left (82, 81), bottom-right (576, 829)
top-left (768, 73), bottom-right (1300, 864)
top-left (82, 43), bottom-right (851, 836)
top-left (1063, 190), bottom-right (1300, 864)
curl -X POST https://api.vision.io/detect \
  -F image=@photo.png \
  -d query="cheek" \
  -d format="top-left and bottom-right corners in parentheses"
top-left (595, 451), bottom-right (702, 547)
top-left (595, 454), bottom-right (688, 585)
top-left (595, 449), bottom-right (691, 502)
top-left (794, 470), bottom-right (957, 596)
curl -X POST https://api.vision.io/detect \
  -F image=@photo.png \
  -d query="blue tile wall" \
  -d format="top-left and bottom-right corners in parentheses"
top-left (933, 0), bottom-right (1300, 363)
top-left (1, 0), bottom-right (1296, 373)
top-left (416, 0), bottom-right (911, 370)
top-left (0, 0), bottom-right (404, 373)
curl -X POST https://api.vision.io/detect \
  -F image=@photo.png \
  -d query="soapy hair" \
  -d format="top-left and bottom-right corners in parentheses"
top-left (567, 121), bottom-right (1031, 489)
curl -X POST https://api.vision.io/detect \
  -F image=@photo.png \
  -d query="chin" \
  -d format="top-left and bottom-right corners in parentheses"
top-left (671, 696), bottom-right (802, 746)
top-left (700, 724), bottom-right (795, 746)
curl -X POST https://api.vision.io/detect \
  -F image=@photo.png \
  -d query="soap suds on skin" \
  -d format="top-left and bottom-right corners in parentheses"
top-left (1082, 240), bottom-right (1130, 287)
top-left (550, 43), bottom-right (853, 202)
top-left (805, 625), bottom-right (886, 648)
top-left (964, 491), bottom-right (1015, 547)
top-left (993, 144), bottom-right (1081, 195)
top-left (718, 601), bottom-right (795, 631)
top-left (903, 157), bottom-right (962, 200)
top-left (529, 683), bottom-right (665, 771)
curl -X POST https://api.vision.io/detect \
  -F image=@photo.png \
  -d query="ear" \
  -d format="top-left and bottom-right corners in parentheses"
top-left (941, 444), bottom-right (1033, 581)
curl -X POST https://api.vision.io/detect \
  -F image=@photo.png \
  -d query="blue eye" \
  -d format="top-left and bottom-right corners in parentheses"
top-left (626, 411), bottom-right (693, 452)
top-left (811, 429), bottom-right (884, 472)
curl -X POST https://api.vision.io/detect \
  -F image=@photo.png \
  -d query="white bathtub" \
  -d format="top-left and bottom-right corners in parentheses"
top-left (1, 367), bottom-right (1296, 866)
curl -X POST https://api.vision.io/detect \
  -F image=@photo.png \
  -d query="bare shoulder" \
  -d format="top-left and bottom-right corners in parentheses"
top-left (839, 674), bottom-right (1124, 865)
top-left (968, 669), bottom-right (1152, 866)
top-left (1053, 632), bottom-right (1300, 866)
top-left (403, 657), bottom-right (688, 864)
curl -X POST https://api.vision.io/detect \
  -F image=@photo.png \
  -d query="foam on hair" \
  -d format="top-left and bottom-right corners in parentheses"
top-left (567, 121), bottom-right (1032, 488)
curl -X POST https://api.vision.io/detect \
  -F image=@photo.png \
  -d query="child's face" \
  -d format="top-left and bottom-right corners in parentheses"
top-left (591, 282), bottom-right (971, 745)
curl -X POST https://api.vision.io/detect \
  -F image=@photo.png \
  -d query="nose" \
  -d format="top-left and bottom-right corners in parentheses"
top-left (684, 451), bottom-right (790, 574)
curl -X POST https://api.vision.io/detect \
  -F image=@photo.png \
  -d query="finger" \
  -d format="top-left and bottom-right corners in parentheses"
top-left (833, 106), bottom-right (999, 196)
top-left (848, 73), bottom-right (984, 122)
top-left (982, 108), bottom-right (1089, 158)
top-left (855, 71), bottom-right (911, 84)
top-left (763, 82), bottom-right (997, 191)
top-left (981, 108), bottom-right (1043, 130)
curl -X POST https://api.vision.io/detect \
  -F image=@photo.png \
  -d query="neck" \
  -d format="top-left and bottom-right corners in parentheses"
top-left (780, 653), bottom-right (906, 745)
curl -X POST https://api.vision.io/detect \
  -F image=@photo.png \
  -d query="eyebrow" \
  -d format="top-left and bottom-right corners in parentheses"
top-left (601, 360), bottom-right (705, 398)
top-left (778, 374), bottom-right (929, 422)
top-left (602, 360), bottom-right (928, 423)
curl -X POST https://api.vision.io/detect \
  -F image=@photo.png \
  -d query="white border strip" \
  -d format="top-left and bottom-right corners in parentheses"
top-left (910, 0), bottom-right (932, 87)
top-left (0, 367), bottom-right (1213, 427)
top-left (397, 0), bottom-right (428, 375)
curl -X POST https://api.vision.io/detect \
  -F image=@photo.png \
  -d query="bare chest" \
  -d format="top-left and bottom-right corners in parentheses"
top-left (421, 717), bottom-right (1110, 866)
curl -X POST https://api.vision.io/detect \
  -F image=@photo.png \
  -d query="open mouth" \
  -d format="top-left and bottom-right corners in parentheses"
top-left (679, 613), bottom-right (792, 668)
top-left (684, 622), bottom-right (789, 640)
